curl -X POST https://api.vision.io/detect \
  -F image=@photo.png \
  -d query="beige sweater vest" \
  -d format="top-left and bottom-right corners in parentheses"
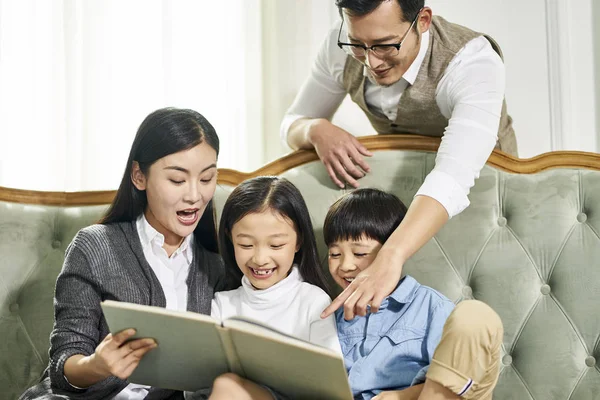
top-left (342, 16), bottom-right (518, 156)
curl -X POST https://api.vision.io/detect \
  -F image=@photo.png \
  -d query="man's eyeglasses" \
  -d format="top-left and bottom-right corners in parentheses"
top-left (336, 9), bottom-right (421, 59)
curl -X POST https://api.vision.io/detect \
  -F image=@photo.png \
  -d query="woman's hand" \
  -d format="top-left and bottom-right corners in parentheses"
top-left (64, 329), bottom-right (157, 388)
top-left (90, 329), bottom-right (157, 380)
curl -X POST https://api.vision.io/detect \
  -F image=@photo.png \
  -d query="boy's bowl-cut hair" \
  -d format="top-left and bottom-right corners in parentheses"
top-left (323, 188), bottom-right (408, 246)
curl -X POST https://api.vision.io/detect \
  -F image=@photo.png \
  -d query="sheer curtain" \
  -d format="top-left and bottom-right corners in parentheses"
top-left (0, 0), bottom-right (262, 191)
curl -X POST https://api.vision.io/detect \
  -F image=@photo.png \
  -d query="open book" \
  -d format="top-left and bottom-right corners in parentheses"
top-left (101, 300), bottom-right (353, 399)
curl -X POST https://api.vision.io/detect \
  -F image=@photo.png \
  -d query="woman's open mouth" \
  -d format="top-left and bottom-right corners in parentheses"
top-left (176, 209), bottom-right (199, 226)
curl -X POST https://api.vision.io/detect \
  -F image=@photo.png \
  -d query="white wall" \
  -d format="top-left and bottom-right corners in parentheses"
top-left (261, 0), bottom-right (339, 163)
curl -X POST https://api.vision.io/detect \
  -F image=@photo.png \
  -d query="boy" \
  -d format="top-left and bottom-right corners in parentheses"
top-left (323, 189), bottom-right (503, 400)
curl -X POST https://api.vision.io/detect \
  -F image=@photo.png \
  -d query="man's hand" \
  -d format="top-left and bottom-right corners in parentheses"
top-left (322, 247), bottom-right (403, 320)
top-left (307, 119), bottom-right (373, 188)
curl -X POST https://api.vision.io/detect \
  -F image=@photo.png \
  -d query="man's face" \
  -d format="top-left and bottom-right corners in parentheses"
top-left (343, 1), bottom-right (422, 87)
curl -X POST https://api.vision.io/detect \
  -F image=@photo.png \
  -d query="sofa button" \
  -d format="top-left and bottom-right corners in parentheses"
top-left (585, 356), bottom-right (596, 367)
top-left (9, 303), bottom-right (19, 313)
top-left (52, 240), bottom-right (62, 249)
top-left (502, 355), bottom-right (513, 366)
top-left (462, 286), bottom-right (473, 297)
top-left (497, 217), bottom-right (507, 227)
top-left (577, 213), bottom-right (587, 223)
top-left (540, 284), bottom-right (551, 295)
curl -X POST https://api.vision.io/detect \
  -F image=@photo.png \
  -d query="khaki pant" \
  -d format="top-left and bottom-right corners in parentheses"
top-left (426, 300), bottom-right (504, 400)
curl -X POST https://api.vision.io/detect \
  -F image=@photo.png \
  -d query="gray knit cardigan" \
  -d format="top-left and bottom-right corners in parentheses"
top-left (20, 220), bottom-right (237, 400)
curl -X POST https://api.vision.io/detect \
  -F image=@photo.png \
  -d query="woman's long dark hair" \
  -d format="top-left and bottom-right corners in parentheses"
top-left (100, 107), bottom-right (220, 253)
top-left (218, 176), bottom-right (331, 296)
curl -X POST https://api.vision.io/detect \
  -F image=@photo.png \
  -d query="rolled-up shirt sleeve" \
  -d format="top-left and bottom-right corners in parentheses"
top-left (280, 26), bottom-right (348, 149)
top-left (415, 37), bottom-right (505, 218)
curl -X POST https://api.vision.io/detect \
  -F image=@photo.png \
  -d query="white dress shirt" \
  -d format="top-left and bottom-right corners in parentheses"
top-left (281, 25), bottom-right (506, 217)
top-left (112, 215), bottom-right (194, 399)
top-left (211, 267), bottom-right (342, 355)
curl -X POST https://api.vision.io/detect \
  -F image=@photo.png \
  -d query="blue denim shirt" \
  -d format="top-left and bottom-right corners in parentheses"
top-left (336, 275), bottom-right (455, 400)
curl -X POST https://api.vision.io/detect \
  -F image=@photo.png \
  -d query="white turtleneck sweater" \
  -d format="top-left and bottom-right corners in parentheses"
top-left (211, 267), bottom-right (342, 355)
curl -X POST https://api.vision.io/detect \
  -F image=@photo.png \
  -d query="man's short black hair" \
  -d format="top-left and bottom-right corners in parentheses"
top-left (335, 0), bottom-right (424, 23)
top-left (323, 188), bottom-right (408, 246)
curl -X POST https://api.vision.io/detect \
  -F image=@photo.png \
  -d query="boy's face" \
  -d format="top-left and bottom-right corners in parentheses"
top-left (327, 236), bottom-right (383, 289)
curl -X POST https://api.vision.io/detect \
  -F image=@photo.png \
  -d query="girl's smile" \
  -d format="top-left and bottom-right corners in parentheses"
top-left (231, 209), bottom-right (300, 290)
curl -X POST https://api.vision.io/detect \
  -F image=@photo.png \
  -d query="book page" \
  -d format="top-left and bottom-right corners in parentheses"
top-left (101, 300), bottom-right (229, 391)
top-left (223, 318), bottom-right (353, 399)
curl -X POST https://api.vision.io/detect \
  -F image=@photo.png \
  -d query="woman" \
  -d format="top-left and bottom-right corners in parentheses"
top-left (21, 108), bottom-right (238, 399)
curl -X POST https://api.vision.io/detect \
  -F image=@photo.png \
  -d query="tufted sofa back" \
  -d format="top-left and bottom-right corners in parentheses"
top-left (2, 136), bottom-right (599, 399)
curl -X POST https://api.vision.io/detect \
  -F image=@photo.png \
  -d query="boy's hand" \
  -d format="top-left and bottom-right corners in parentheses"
top-left (372, 390), bottom-right (405, 400)
top-left (373, 383), bottom-right (425, 400)
top-left (321, 248), bottom-right (403, 320)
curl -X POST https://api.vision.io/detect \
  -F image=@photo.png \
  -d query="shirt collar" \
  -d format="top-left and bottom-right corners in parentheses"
top-left (136, 213), bottom-right (194, 262)
top-left (363, 29), bottom-right (430, 87)
top-left (402, 30), bottom-right (429, 85)
top-left (387, 275), bottom-right (420, 304)
top-left (240, 266), bottom-right (302, 307)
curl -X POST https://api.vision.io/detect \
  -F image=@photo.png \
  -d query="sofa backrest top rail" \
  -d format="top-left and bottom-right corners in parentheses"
top-left (2, 134), bottom-right (600, 206)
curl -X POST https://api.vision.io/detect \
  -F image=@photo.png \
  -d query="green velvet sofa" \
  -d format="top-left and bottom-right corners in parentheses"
top-left (2, 135), bottom-right (599, 399)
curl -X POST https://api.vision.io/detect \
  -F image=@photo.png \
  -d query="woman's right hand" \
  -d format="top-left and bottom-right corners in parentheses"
top-left (64, 329), bottom-right (157, 388)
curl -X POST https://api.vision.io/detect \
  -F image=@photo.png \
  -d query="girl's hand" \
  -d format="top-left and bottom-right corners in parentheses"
top-left (89, 329), bottom-right (157, 380)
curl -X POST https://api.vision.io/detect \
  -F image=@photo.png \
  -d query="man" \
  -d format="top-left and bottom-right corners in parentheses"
top-left (281, 0), bottom-right (517, 324)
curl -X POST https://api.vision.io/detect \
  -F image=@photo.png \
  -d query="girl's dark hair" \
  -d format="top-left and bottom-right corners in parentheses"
top-left (336, 0), bottom-right (424, 23)
top-left (218, 176), bottom-right (331, 296)
top-left (100, 107), bottom-right (220, 253)
top-left (323, 188), bottom-right (408, 246)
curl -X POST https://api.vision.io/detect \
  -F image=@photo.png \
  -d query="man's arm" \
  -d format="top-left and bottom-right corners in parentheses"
top-left (322, 36), bottom-right (506, 319)
top-left (288, 118), bottom-right (373, 187)
top-left (281, 27), bottom-right (373, 187)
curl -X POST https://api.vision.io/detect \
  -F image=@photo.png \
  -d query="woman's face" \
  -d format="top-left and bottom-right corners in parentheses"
top-left (132, 141), bottom-right (217, 246)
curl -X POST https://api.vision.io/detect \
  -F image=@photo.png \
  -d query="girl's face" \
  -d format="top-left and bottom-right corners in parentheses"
top-left (132, 141), bottom-right (217, 247)
top-left (231, 209), bottom-right (299, 290)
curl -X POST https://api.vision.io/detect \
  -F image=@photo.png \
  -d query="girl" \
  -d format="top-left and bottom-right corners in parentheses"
top-left (21, 108), bottom-right (238, 400)
top-left (208, 176), bottom-right (341, 400)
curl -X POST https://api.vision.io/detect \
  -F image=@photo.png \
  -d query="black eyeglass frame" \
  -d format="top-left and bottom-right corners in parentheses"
top-left (336, 8), bottom-right (423, 58)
